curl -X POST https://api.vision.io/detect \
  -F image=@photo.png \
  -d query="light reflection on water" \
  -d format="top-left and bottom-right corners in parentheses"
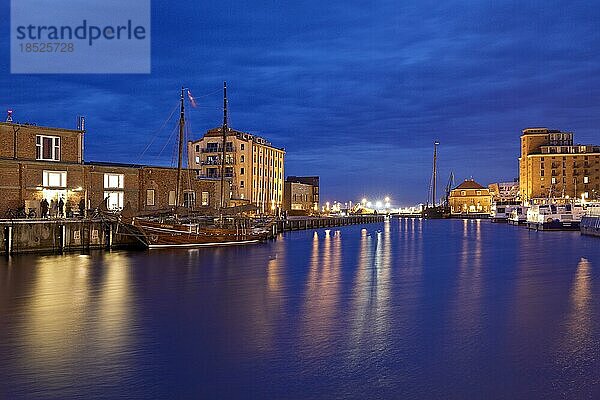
top-left (1, 219), bottom-right (600, 399)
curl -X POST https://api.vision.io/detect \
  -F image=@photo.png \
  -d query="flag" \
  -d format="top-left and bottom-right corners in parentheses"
top-left (187, 90), bottom-right (197, 108)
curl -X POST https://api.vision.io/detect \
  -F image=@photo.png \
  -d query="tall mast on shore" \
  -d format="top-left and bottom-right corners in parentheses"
top-left (220, 81), bottom-right (228, 210)
top-left (175, 87), bottom-right (185, 211)
top-left (432, 140), bottom-right (439, 207)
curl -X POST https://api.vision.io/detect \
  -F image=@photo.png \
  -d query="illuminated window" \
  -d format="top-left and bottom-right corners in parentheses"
top-left (201, 191), bottom-right (209, 206)
top-left (104, 174), bottom-right (124, 189)
top-left (104, 191), bottom-right (123, 210)
top-left (195, 156), bottom-right (200, 164)
top-left (240, 180), bottom-right (245, 188)
top-left (584, 176), bottom-right (589, 183)
top-left (43, 170), bottom-right (67, 187)
top-left (36, 135), bottom-right (60, 161)
top-left (168, 191), bottom-right (176, 206)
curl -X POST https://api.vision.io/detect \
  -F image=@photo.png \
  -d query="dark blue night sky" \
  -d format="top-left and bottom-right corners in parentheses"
top-left (2, 1), bottom-right (600, 204)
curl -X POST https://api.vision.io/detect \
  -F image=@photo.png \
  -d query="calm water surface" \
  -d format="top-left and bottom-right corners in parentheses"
top-left (1, 219), bottom-right (600, 399)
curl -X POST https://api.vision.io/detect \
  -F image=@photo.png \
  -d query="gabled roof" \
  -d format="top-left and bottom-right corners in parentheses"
top-left (454, 179), bottom-right (485, 190)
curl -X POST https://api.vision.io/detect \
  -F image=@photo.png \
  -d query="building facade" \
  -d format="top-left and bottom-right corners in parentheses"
top-left (0, 121), bottom-right (223, 217)
top-left (448, 179), bottom-right (492, 215)
top-left (488, 181), bottom-right (519, 203)
top-left (519, 127), bottom-right (600, 204)
top-left (283, 176), bottom-right (319, 215)
top-left (188, 127), bottom-right (285, 214)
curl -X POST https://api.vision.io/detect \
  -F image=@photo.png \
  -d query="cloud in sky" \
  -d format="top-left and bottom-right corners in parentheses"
top-left (2, 0), bottom-right (600, 204)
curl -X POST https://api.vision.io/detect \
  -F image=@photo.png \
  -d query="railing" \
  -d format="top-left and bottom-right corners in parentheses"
top-left (201, 159), bottom-right (235, 166)
top-left (201, 146), bottom-right (235, 153)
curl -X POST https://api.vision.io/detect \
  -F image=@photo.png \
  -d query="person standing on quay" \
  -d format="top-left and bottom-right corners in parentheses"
top-left (78, 198), bottom-right (85, 218)
top-left (50, 199), bottom-right (56, 218)
top-left (40, 198), bottom-right (49, 218)
top-left (58, 197), bottom-right (65, 218)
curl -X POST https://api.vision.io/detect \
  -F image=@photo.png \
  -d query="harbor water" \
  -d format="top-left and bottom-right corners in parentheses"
top-left (1, 219), bottom-right (600, 399)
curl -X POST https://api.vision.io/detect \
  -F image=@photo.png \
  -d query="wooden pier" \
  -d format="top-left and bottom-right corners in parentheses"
top-left (275, 215), bottom-right (384, 234)
top-left (1, 215), bottom-right (385, 255)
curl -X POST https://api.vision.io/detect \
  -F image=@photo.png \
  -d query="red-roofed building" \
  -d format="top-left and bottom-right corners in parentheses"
top-left (448, 179), bottom-right (492, 216)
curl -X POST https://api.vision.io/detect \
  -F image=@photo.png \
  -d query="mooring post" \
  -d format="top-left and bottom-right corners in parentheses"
top-left (59, 224), bottom-right (65, 252)
top-left (108, 224), bottom-right (113, 249)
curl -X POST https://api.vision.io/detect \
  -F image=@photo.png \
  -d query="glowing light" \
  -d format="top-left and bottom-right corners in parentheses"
top-left (376, 201), bottom-right (382, 208)
top-left (361, 198), bottom-right (367, 204)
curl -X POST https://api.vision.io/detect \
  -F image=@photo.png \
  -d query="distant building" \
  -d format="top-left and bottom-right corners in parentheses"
top-left (283, 176), bottom-right (319, 215)
top-left (0, 121), bottom-right (223, 217)
top-left (448, 179), bottom-right (492, 215)
top-left (519, 128), bottom-right (600, 204)
top-left (488, 181), bottom-right (519, 203)
top-left (188, 127), bottom-right (285, 214)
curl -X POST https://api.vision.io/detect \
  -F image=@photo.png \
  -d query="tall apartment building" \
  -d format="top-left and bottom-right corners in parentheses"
top-left (188, 127), bottom-right (285, 213)
top-left (519, 128), bottom-right (600, 203)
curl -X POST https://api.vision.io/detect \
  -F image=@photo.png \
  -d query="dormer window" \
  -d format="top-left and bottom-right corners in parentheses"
top-left (36, 135), bottom-right (60, 161)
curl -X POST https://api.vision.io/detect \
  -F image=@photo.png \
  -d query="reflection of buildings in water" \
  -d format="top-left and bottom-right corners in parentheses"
top-left (348, 223), bottom-right (392, 355)
top-left (301, 228), bottom-right (342, 350)
top-left (20, 253), bottom-right (135, 385)
top-left (564, 258), bottom-right (592, 352)
top-left (450, 219), bottom-right (483, 345)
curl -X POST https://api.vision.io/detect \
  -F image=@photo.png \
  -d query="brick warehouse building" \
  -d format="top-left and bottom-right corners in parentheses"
top-left (0, 121), bottom-right (225, 217)
top-left (519, 127), bottom-right (600, 204)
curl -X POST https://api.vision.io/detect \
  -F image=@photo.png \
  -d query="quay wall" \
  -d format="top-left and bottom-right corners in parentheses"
top-left (0, 219), bottom-right (140, 255)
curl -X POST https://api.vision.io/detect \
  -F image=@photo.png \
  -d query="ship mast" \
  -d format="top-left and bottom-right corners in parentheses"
top-left (220, 81), bottom-right (228, 210)
top-left (432, 140), bottom-right (439, 207)
top-left (175, 87), bottom-right (185, 211)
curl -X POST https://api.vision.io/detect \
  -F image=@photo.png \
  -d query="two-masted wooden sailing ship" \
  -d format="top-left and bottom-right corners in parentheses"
top-left (123, 83), bottom-right (272, 249)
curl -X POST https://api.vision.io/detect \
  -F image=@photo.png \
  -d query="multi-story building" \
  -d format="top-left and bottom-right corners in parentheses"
top-left (187, 127), bottom-right (285, 214)
top-left (448, 179), bottom-right (492, 215)
top-left (519, 128), bottom-right (600, 204)
top-left (283, 176), bottom-right (320, 215)
top-left (488, 181), bottom-right (519, 203)
top-left (0, 120), bottom-right (223, 217)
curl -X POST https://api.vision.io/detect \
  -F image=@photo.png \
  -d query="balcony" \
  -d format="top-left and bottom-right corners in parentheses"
top-left (201, 159), bottom-right (235, 166)
top-left (201, 145), bottom-right (235, 153)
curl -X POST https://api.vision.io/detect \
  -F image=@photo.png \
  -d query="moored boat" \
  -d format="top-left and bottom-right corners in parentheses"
top-left (526, 203), bottom-right (584, 231)
top-left (121, 84), bottom-right (271, 249)
top-left (490, 203), bottom-right (518, 223)
top-left (580, 203), bottom-right (600, 237)
top-left (507, 206), bottom-right (528, 225)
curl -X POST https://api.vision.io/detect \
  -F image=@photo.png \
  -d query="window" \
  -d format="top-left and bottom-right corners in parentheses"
top-left (240, 155), bottom-right (245, 163)
top-left (195, 145), bottom-right (200, 152)
top-left (240, 167), bottom-right (245, 175)
top-left (240, 180), bottom-right (245, 188)
top-left (584, 176), bottom-right (589, 184)
top-left (241, 143), bottom-right (245, 150)
top-left (551, 177), bottom-right (557, 184)
top-left (168, 191), bottom-right (176, 206)
top-left (104, 173), bottom-right (124, 189)
top-left (43, 170), bottom-right (67, 187)
top-left (146, 189), bottom-right (155, 206)
top-left (476, 190), bottom-right (481, 195)
top-left (461, 191), bottom-right (466, 196)
top-left (183, 191), bottom-right (195, 208)
top-left (207, 142), bottom-right (218, 152)
top-left (195, 156), bottom-right (200, 164)
top-left (104, 191), bottom-right (124, 210)
top-left (36, 135), bottom-right (60, 161)
top-left (201, 191), bottom-right (209, 206)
